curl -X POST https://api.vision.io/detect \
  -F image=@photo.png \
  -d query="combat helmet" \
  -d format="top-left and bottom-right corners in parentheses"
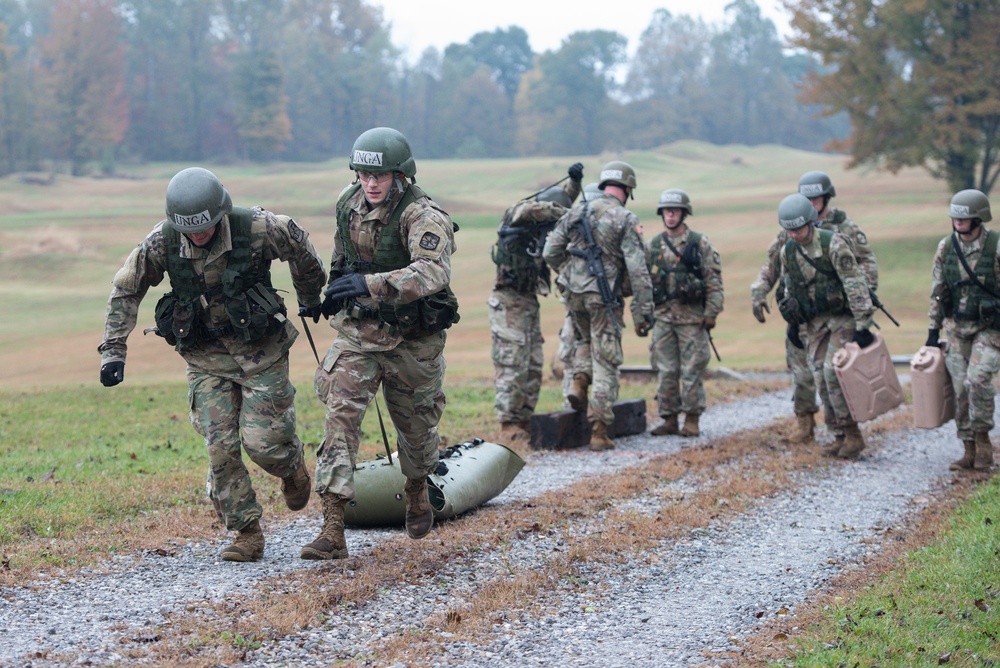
top-left (350, 127), bottom-right (416, 178)
top-left (778, 193), bottom-right (817, 230)
top-left (798, 171), bottom-right (836, 199)
top-left (165, 167), bottom-right (232, 233)
top-left (949, 189), bottom-right (991, 222)
top-left (657, 188), bottom-right (693, 216)
top-left (598, 160), bottom-right (637, 191)
top-left (536, 185), bottom-right (572, 208)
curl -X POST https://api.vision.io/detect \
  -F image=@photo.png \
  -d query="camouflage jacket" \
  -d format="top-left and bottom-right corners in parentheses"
top-left (542, 193), bottom-right (654, 320)
top-left (778, 228), bottom-right (874, 330)
top-left (646, 225), bottom-right (724, 325)
top-left (329, 183), bottom-right (457, 351)
top-left (929, 226), bottom-right (1000, 336)
top-left (492, 179), bottom-right (581, 296)
top-left (751, 207), bottom-right (878, 305)
top-left (98, 208), bottom-right (327, 375)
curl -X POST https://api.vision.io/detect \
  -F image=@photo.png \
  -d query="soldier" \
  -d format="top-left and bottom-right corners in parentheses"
top-left (543, 161), bottom-right (654, 451)
top-left (98, 167), bottom-right (327, 562)
top-left (646, 189), bottom-right (724, 438)
top-left (490, 163), bottom-right (584, 443)
top-left (774, 193), bottom-right (874, 458)
top-left (751, 170), bottom-right (879, 444)
top-left (926, 189), bottom-right (997, 471)
top-left (303, 127), bottom-right (459, 560)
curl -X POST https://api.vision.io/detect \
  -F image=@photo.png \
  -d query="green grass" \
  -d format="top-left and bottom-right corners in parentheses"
top-left (785, 475), bottom-right (1000, 667)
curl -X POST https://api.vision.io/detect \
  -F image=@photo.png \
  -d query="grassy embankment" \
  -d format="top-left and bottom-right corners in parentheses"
top-left (0, 142), bottom-right (996, 665)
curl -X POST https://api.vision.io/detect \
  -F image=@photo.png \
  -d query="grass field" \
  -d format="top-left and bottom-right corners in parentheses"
top-left (0, 140), bottom-right (951, 389)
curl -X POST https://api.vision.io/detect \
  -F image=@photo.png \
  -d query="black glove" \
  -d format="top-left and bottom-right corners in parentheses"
top-left (324, 273), bottom-right (370, 302)
top-left (852, 328), bottom-right (874, 349)
top-left (568, 162), bottom-right (584, 181)
top-left (100, 361), bottom-right (125, 387)
top-left (297, 303), bottom-right (324, 323)
top-left (635, 314), bottom-right (654, 337)
top-left (925, 328), bottom-right (941, 348)
top-left (320, 294), bottom-right (342, 318)
top-left (786, 323), bottom-right (804, 350)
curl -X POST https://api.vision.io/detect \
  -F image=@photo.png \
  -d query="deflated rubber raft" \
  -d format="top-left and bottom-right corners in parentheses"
top-left (343, 438), bottom-right (525, 527)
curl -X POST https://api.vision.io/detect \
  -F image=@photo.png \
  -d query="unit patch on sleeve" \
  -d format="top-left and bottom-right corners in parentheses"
top-left (287, 219), bottom-right (305, 243)
top-left (839, 255), bottom-right (855, 272)
top-left (418, 232), bottom-right (441, 251)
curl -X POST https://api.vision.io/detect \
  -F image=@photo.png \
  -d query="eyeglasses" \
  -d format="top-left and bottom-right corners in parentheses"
top-left (357, 171), bottom-right (392, 184)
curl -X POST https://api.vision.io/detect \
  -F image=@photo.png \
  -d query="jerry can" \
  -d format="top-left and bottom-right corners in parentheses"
top-left (832, 330), bottom-right (904, 422)
top-left (910, 344), bottom-right (955, 429)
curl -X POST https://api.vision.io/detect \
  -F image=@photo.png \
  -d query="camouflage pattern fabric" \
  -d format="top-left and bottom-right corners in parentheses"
top-left (192, 356), bottom-right (305, 530)
top-left (316, 182), bottom-right (455, 495)
top-left (650, 322), bottom-right (710, 417)
top-left (929, 228), bottom-right (1000, 439)
top-left (819, 208), bottom-right (879, 291)
top-left (313, 331), bottom-right (447, 498)
top-left (543, 193), bottom-right (654, 426)
top-left (780, 230), bottom-right (874, 433)
top-left (98, 208), bottom-right (326, 533)
top-left (786, 330), bottom-right (819, 416)
top-left (489, 289), bottom-right (544, 423)
top-left (645, 226), bottom-right (724, 418)
top-left (557, 310), bottom-right (576, 408)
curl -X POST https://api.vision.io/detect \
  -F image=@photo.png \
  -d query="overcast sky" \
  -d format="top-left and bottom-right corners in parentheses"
top-left (371, 0), bottom-right (794, 64)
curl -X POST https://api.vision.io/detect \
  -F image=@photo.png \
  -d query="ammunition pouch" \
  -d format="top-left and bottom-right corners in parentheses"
top-left (778, 292), bottom-right (813, 325)
top-left (345, 288), bottom-right (460, 340)
top-left (225, 281), bottom-right (286, 343)
top-left (153, 292), bottom-right (180, 347)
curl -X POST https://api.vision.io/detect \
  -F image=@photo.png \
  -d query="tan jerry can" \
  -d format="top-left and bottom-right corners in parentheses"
top-left (832, 330), bottom-right (904, 423)
top-left (909, 344), bottom-right (955, 429)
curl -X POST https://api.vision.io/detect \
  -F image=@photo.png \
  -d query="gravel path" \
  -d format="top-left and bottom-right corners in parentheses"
top-left (0, 385), bottom-right (966, 667)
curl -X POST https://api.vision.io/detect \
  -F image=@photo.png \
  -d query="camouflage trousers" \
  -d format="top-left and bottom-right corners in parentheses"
top-left (944, 327), bottom-right (1000, 439)
top-left (650, 320), bottom-right (709, 417)
top-left (488, 289), bottom-right (544, 423)
top-left (557, 311), bottom-right (576, 408)
top-left (786, 324), bottom-right (819, 416)
top-left (187, 354), bottom-right (304, 532)
top-left (313, 331), bottom-right (446, 499)
top-left (805, 315), bottom-right (856, 434)
top-left (565, 291), bottom-right (624, 426)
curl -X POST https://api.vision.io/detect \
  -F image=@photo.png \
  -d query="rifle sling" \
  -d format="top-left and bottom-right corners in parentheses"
top-left (950, 231), bottom-right (1000, 300)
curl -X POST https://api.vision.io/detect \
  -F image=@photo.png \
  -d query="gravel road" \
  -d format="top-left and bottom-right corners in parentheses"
top-left (0, 384), bottom-right (967, 667)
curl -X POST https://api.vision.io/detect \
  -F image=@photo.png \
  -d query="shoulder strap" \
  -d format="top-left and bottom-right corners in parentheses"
top-left (950, 230), bottom-right (1000, 300)
top-left (794, 229), bottom-right (836, 277)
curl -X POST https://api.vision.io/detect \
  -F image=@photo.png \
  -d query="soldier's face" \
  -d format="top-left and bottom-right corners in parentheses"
top-left (808, 195), bottom-right (825, 214)
top-left (952, 217), bottom-right (979, 237)
top-left (358, 171), bottom-right (394, 205)
top-left (661, 208), bottom-right (685, 230)
top-left (183, 224), bottom-right (219, 248)
top-left (788, 224), bottom-right (813, 245)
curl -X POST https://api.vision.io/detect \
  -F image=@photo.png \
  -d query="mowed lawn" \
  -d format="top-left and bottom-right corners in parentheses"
top-left (0, 141), bottom-right (949, 390)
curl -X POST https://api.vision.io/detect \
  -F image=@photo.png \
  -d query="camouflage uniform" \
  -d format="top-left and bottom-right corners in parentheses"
top-left (777, 229), bottom-right (874, 436)
top-left (98, 209), bottom-right (327, 531)
top-left (543, 194), bottom-right (654, 427)
top-left (647, 227), bottom-right (724, 420)
top-left (929, 227), bottom-right (1000, 441)
top-left (314, 182), bottom-right (457, 500)
top-left (751, 207), bottom-right (878, 418)
top-left (489, 179), bottom-right (581, 423)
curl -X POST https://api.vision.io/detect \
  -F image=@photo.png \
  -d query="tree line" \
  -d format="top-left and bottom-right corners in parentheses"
top-left (0, 0), bottom-right (845, 176)
top-left (3, 0), bottom-right (997, 193)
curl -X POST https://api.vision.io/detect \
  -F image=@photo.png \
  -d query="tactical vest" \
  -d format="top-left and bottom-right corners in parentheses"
top-left (777, 229), bottom-right (849, 325)
top-left (336, 182), bottom-right (460, 340)
top-left (649, 231), bottom-right (705, 306)
top-left (940, 229), bottom-right (1000, 328)
top-left (155, 207), bottom-right (285, 351)
top-left (491, 207), bottom-right (553, 294)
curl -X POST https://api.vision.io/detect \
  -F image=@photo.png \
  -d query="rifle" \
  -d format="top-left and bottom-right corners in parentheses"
top-left (568, 207), bottom-right (621, 336)
top-left (707, 330), bottom-right (722, 362)
top-left (869, 288), bottom-right (900, 327)
top-left (496, 220), bottom-right (557, 239)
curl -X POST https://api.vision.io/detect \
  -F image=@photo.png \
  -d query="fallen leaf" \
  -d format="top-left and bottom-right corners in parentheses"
top-left (975, 599), bottom-right (989, 612)
top-left (939, 652), bottom-right (951, 664)
top-left (773, 632), bottom-right (787, 640)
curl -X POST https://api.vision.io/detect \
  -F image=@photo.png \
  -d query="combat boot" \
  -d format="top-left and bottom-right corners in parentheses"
top-left (280, 458), bottom-right (312, 511)
top-left (792, 413), bottom-right (816, 445)
top-left (500, 421), bottom-right (531, 444)
top-left (974, 431), bottom-right (995, 470)
top-left (300, 493), bottom-right (349, 560)
top-left (567, 373), bottom-right (590, 412)
top-left (404, 477), bottom-right (434, 539)
top-left (679, 413), bottom-right (700, 437)
top-left (651, 415), bottom-right (679, 436)
top-left (589, 421), bottom-right (615, 451)
top-left (837, 423), bottom-right (866, 459)
top-left (221, 519), bottom-right (265, 562)
top-left (949, 440), bottom-right (976, 471)
top-left (822, 434), bottom-right (845, 457)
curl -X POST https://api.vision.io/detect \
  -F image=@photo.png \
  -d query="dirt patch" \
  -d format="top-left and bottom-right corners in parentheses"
top-left (1, 226), bottom-right (93, 260)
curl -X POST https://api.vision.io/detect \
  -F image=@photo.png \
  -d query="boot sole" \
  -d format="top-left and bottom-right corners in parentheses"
top-left (221, 549), bottom-right (264, 562)
top-left (300, 546), bottom-right (348, 560)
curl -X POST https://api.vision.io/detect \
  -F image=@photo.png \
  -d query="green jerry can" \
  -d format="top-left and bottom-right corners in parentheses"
top-left (343, 438), bottom-right (525, 527)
